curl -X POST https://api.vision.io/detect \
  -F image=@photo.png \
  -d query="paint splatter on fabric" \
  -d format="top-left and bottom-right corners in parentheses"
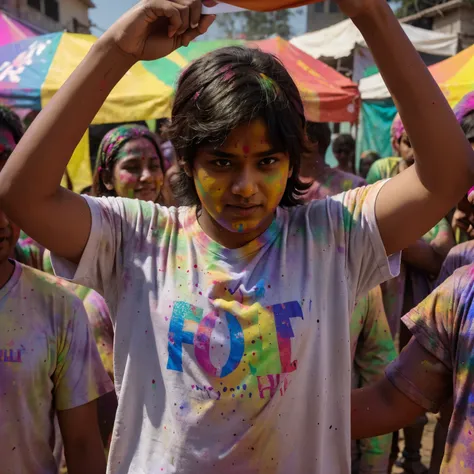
top-left (437, 241), bottom-right (474, 285)
top-left (387, 264), bottom-right (474, 473)
top-left (14, 237), bottom-right (114, 378)
top-left (51, 182), bottom-right (400, 473)
top-left (301, 167), bottom-right (366, 201)
top-left (0, 261), bottom-right (113, 473)
top-left (350, 286), bottom-right (397, 473)
top-left (300, 163), bottom-right (393, 471)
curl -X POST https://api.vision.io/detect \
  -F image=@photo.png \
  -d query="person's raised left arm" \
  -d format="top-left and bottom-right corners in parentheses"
top-left (338, 0), bottom-right (474, 256)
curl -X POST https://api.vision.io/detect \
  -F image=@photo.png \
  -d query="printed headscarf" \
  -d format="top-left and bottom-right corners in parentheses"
top-left (93, 124), bottom-right (164, 197)
top-left (390, 113), bottom-right (405, 154)
top-left (454, 92), bottom-right (474, 142)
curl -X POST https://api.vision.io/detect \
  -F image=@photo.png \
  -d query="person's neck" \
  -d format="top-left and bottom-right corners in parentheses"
top-left (337, 163), bottom-right (353, 174)
top-left (0, 259), bottom-right (14, 290)
top-left (299, 154), bottom-right (326, 179)
top-left (197, 209), bottom-right (274, 249)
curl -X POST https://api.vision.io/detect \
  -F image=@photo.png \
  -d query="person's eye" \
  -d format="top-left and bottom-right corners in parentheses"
top-left (260, 157), bottom-right (278, 166)
top-left (124, 166), bottom-right (140, 173)
top-left (212, 159), bottom-right (232, 168)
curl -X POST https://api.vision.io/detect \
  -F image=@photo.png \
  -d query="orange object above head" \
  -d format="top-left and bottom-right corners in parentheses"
top-left (222, 0), bottom-right (318, 11)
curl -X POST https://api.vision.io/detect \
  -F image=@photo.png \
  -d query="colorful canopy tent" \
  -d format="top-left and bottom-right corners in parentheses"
top-left (0, 32), bottom-right (174, 122)
top-left (144, 36), bottom-right (360, 123)
top-left (291, 18), bottom-right (458, 61)
top-left (358, 45), bottom-right (473, 161)
top-left (0, 33), bottom-right (359, 188)
top-left (0, 11), bottom-right (37, 47)
top-left (360, 44), bottom-right (474, 103)
top-left (0, 32), bottom-right (175, 191)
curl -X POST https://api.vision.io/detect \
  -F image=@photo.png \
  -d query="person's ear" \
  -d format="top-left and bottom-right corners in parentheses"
top-left (180, 159), bottom-right (192, 178)
top-left (101, 169), bottom-right (115, 191)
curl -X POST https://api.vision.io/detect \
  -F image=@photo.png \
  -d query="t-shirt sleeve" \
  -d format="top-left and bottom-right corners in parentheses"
top-left (51, 195), bottom-right (159, 316)
top-left (386, 268), bottom-right (474, 412)
top-left (331, 181), bottom-right (401, 300)
top-left (436, 242), bottom-right (474, 286)
top-left (83, 290), bottom-right (115, 380)
top-left (53, 296), bottom-right (114, 411)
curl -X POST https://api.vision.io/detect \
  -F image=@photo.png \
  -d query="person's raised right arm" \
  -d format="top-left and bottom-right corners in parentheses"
top-left (0, 0), bottom-right (214, 264)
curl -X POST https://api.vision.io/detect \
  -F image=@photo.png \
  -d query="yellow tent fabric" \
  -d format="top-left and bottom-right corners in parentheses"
top-left (41, 34), bottom-right (174, 125)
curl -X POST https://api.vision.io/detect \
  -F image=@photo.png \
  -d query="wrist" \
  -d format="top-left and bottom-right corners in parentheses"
top-left (92, 37), bottom-right (137, 71)
top-left (350, 0), bottom-right (392, 30)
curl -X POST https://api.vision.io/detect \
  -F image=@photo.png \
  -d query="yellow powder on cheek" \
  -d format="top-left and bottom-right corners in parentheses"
top-left (196, 168), bottom-right (226, 214)
top-left (264, 164), bottom-right (290, 208)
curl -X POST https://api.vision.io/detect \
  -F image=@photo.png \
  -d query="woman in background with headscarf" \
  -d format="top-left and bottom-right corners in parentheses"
top-left (92, 124), bottom-right (166, 203)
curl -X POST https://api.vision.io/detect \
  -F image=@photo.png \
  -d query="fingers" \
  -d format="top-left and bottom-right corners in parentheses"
top-left (169, 0), bottom-right (202, 34)
top-left (180, 14), bottom-right (215, 47)
top-left (160, 3), bottom-right (183, 38)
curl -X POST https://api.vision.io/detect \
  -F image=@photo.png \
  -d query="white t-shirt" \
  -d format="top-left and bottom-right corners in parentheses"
top-left (52, 182), bottom-right (400, 474)
top-left (0, 261), bottom-right (114, 474)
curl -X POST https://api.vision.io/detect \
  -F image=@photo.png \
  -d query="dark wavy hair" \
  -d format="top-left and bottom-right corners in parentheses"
top-left (0, 105), bottom-right (24, 145)
top-left (168, 46), bottom-right (311, 207)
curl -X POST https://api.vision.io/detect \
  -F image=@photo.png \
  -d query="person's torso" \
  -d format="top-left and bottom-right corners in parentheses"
top-left (442, 276), bottom-right (474, 472)
top-left (106, 203), bottom-right (357, 474)
top-left (0, 263), bottom-right (66, 474)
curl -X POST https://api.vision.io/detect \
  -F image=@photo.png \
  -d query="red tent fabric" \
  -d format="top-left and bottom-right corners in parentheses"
top-left (251, 37), bottom-right (360, 123)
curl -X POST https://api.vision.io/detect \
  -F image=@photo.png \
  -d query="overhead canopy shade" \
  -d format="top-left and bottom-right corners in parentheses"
top-left (291, 18), bottom-right (458, 60)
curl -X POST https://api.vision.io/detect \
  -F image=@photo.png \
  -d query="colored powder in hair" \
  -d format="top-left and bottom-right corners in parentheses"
top-left (193, 90), bottom-right (201, 102)
top-left (259, 73), bottom-right (277, 94)
top-left (220, 64), bottom-right (235, 82)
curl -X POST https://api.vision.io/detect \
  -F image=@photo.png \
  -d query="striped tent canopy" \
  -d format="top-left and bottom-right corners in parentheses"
top-left (0, 11), bottom-right (37, 47)
top-left (146, 36), bottom-right (360, 123)
top-left (430, 43), bottom-right (474, 107)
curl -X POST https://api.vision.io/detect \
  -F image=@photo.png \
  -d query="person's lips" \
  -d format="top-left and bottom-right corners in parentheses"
top-left (135, 187), bottom-right (157, 200)
top-left (225, 204), bottom-right (262, 217)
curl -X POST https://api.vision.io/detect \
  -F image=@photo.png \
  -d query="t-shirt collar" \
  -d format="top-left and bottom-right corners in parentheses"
top-left (183, 206), bottom-right (282, 262)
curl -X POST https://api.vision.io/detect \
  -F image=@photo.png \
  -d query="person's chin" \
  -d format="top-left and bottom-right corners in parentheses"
top-left (135, 190), bottom-right (158, 202)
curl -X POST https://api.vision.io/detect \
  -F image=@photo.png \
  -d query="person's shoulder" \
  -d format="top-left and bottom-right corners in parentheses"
top-left (448, 241), bottom-right (474, 262)
top-left (451, 263), bottom-right (474, 293)
top-left (19, 263), bottom-right (83, 306)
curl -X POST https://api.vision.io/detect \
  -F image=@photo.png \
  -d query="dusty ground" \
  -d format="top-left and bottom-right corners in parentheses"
top-left (392, 414), bottom-right (436, 473)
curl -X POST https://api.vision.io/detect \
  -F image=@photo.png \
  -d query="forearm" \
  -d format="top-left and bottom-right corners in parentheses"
top-left (402, 239), bottom-right (444, 275)
top-left (65, 440), bottom-right (107, 474)
top-left (352, 378), bottom-right (425, 440)
top-left (0, 39), bottom-right (134, 205)
top-left (358, 433), bottom-right (392, 474)
top-left (353, 2), bottom-right (474, 196)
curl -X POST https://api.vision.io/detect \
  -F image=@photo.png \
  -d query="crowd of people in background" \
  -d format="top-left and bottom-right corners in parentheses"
top-left (1, 1), bottom-right (474, 474)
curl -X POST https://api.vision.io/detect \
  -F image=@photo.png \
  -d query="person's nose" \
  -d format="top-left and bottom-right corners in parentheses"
top-left (231, 165), bottom-right (258, 198)
top-left (0, 210), bottom-right (9, 229)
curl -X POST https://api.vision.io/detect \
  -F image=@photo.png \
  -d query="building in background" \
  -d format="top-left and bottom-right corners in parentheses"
top-left (306, 0), bottom-right (345, 32)
top-left (400, 0), bottom-right (474, 50)
top-left (2, 0), bottom-right (94, 34)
